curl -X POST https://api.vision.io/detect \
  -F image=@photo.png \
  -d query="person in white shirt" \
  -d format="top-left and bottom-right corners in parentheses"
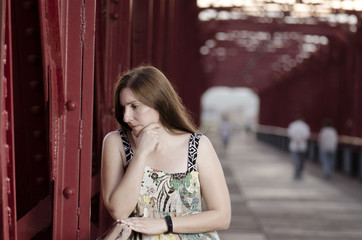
top-left (318, 119), bottom-right (338, 178)
top-left (287, 116), bottom-right (311, 179)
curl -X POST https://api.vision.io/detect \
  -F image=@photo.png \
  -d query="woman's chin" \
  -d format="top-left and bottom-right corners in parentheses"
top-left (131, 130), bottom-right (140, 137)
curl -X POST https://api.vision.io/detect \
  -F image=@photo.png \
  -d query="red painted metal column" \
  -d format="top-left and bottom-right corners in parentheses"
top-left (151, 0), bottom-right (166, 69)
top-left (102, 0), bottom-right (132, 96)
top-left (93, 1), bottom-right (133, 237)
top-left (353, 30), bottom-right (362, 137)
top-left (39, 0), bottom-right (96, 239)
top-left (165, 0), bottom-right (205, 126)
top-left (38, 1), bottom-right (67, 239)
top-left (131, 0), bottom-right (154, 66)
top-left (11, 0), bottom-right (52, 237)
top-left (79, 1), bottom-right (96, 239)
top-left (351, 31), bottom-right (362, 138)
top-left (56, 1), bottom-right (95, 239)
top-left (1, 1), bottom-right (17, 239)
top-left (51, 0), bottom-right (79, 237)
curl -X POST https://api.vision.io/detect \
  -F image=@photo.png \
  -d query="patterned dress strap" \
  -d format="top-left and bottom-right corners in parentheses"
top-left (187, 133), bottom-right (202, 173)
top-left (118, 130), bottom-right (134, 165)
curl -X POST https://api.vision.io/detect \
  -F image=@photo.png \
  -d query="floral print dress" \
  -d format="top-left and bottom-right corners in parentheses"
top-left (119, 130), bottom-right (220, 240)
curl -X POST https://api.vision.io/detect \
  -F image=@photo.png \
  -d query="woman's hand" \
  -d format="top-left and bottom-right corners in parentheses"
top-left (121, 217), bottom-right (167, 235)
top-left (133, 123), bottom-right (160, 157)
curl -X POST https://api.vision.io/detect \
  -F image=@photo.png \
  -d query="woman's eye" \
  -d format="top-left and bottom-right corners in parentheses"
top-left (131, 104), bottom-right (138, 110)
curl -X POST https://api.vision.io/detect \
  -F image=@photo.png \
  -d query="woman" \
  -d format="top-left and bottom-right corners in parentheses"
top-left (101, 65), bottom-right (231, 239)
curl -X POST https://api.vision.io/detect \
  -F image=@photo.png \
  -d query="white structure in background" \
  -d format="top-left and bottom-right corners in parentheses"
top-left (201, 87), bottom-right (259, 134)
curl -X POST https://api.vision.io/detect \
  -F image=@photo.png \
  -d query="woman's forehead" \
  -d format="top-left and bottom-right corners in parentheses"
top-left (120, 88), bottom-right (139, 104)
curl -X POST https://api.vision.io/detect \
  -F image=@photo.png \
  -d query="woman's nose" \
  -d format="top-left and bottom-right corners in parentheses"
top-left (123, 108), bottom-right (131, 122)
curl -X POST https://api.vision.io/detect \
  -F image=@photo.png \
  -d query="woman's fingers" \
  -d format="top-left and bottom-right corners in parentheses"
top-left (132, 122), bottom-right (160, 142)
top-left (121, 217), bottom-right (167, 235)
top-left (133, 123), bottom-right (161, 155)
top-left (142, 122), bottom-right (161, 131)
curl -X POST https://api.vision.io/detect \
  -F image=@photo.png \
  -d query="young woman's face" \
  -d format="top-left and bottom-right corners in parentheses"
top-left (120, 88), bottom-right (160, 136)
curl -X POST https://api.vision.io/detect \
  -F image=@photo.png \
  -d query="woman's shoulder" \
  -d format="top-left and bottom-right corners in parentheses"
top-left (198, 133), bottom-right (210, 143)
top-left (102, 130), bottom-right (127, 162)
top-left (195, 134), bottom-right (221, 171)
top-left (177, 131), bottom-right (206, 143)
top-left (103, 130), bottom-right (123, 145)
top-left (196, 134), bottom-right (214, 152)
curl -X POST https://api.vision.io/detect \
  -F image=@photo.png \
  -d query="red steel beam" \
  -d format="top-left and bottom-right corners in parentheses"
top-left (1, 0), bottom-right (17, 239)
top-left (95, 1), bottom-right (133, 237)
top-left (11, 0), bottom-right (50, 228)
top-left (56, 1), bottom-right (95, 239)
top-left (151, 0), bottom-right (166, 69)
top-left (0, 0), bottom-right (6, 236)
top-left (131, 0), bottom-right (154, 66)
top-left (199, 19), bottom-right (349, 38)
top-left (1, 0), bottom-right (18, 239)
top-left (99, 0), bottom-right (132, 134)
top-left (53, 0), bottom-right (81, 237)
top-left (78, 0), bottom-right (96, 239)
top-left (39, 0), bottom-right (96, 239)
top-left (17, 197), bottom-right (51, 239)
top-left (166, 0), bottom-right (205, 126)
top-left (38, 1), bottom-right (66, 239)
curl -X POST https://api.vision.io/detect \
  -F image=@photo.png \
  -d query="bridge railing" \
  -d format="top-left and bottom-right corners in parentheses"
top-left (256, 125), bottom-right (362, 181)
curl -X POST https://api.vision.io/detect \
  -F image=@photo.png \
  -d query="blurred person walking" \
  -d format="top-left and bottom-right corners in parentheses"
top-left (318, 119), bottom-right (338, 179)
top-left (287, 115), bottom-right (310, 179)
top-left (219, 114), bottom-right (232, 156)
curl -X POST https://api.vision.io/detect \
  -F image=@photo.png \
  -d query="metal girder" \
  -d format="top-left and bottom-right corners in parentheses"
top-left (93, 0), bottom-right (133, 237)
top-left (200, 19), bottom-right (346, 37)
top-left (151, 0), bottom-right (167, 69)
top-left (202, 50), bottom-right (302, 90)
top-left (38, 0), bottom-right (96, 239)
top-left (1, 1), bottom-right (17, 239)
top-left (197, 9), bottom-right (356, 92)
top-left (258, 32), bottom-right (362, 137)
top-left (11, 4), bottom-right (50, 238)
top-left (131, 0), bottom-right (154, 66)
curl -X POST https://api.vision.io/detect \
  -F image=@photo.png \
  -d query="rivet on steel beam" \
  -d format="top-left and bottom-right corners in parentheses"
top-left (7, 207), bottom-right (12, 224)
top-left (66, 100), bottom-right (77, 111)
top-left (5, 145), bottom-right (9, 164)
top-left (30, 105), bottom-right (42, 115)
top-left (36, 177), bottom-right (45, 185)
top-left (34, 154), bottom-right (45, 163)
top-left (29, 81), bottom-right (40, 90)
top-left (25, 28), bottom-right (35, 37)
top-left (111, 13), bottom-right (120, 20)
top-left (6, 177), bottom-right (11, 194)
top-left (27, 55), bottom-right (37, 64)
top-left (3, 45), bottom-right (7, 64)
top-left (4, 111), bottom-right (9, 130)
top-left (63, 187), bottom-right (75, 199)
top-left (23, 1), bottom-right (34, 11)
top-left (33, 130), bottom-right (43, 139)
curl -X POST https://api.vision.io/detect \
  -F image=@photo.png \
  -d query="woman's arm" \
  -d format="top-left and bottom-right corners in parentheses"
top-left (102, 125), bottom-right (160, 219)
top-left (101, 131), bottom-right (145, 219)
top-left (173, 135), bottom-right (231, 232)
top-left (121, 135), bottom-right (231, 234)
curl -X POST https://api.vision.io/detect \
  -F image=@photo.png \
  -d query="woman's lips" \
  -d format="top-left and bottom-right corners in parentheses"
top-left (129, 124), bottom-right (140, 130)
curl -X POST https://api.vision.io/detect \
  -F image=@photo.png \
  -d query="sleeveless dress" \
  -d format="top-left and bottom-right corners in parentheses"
top-left (119, 130), bottom-right (220, 240)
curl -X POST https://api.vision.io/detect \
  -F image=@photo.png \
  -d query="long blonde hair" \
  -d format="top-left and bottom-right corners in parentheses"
top-left (114, 66), bottom-right (197, 133)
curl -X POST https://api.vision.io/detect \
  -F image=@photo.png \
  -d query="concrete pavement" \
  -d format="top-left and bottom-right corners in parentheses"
top-left (210, 132), bottom-right (362, 240)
